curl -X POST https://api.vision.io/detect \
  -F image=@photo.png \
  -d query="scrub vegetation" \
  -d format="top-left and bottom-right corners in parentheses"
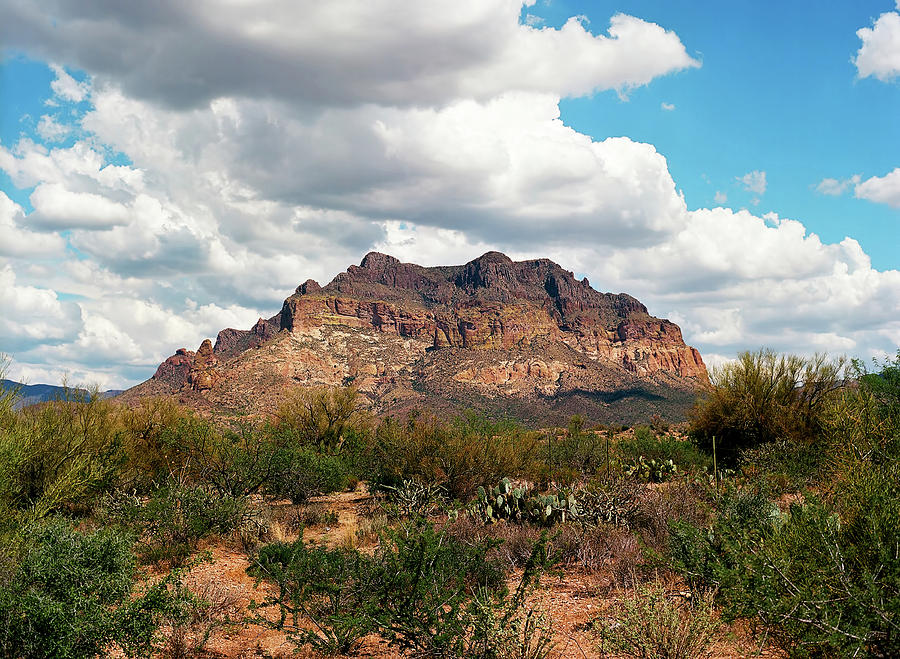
top-left (0, 349), bottom-right (897, 657)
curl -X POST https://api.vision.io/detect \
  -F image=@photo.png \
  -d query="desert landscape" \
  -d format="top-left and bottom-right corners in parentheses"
top-left (2, 1), bottom-right (899, 657)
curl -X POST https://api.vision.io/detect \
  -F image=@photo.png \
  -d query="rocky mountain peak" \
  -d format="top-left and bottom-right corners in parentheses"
top-left (129, 252), bottom-right (708, 425)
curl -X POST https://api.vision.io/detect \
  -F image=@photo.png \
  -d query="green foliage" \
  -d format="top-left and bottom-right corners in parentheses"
top-left (744, 498), bottom-right (900, 657)
top-left (596, 582), bottom-right (720, 659)
top-left (551, 418), bottom-right (610, 481)
top-left (265, 445), bottom-right (348, 504)
top-left (249, 534), bottom-right (375, 653)
top-left (276, 385), bottom-right (370, 453)
top-left (689, 349), bottom-right (845, 463)
top-left (0, 519), bottom-right (186, 658)
top-left (366, 521), bottom-right (507, 655)
top-left (666, 486), bottom-right (780, 604)
top-left (739, 439), bottom-right (824, 494)
top-left (0, 395), bottom-right (125, 523)
top-left (249, 521), bottom-right (550, 657)
top-left (102, 480), bottom-right (246, 565)
top-left (370, 413), bottom-right (542, 500)
top-left (118, 397), bottom-right (192, 490)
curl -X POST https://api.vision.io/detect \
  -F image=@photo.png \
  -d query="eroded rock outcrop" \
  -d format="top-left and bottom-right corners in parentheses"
top-left (130, 251), bottom-right (708, 423)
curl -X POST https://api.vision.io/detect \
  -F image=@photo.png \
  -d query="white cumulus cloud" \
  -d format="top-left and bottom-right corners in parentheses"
top-left (855, 168), bottom-right (900, 208)
top-left (855, 9), bottom-right (900, 81)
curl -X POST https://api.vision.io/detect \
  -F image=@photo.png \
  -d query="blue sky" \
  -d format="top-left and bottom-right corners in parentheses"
top-left (536, 1), bottom-right (900, 269)
top-left (0, 1), bottom-right (898, 388)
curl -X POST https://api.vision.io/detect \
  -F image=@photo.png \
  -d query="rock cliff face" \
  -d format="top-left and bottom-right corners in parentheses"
top-left (123, 252), bottom-right (708, 424)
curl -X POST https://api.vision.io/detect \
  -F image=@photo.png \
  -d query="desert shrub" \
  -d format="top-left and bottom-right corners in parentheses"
top-left (102, 480), bottom-right (247, 565)
top-left (249, 521), bottom-right (550, 657)
top-left (442, 514), bottom-right (542, 570)
top-left (854, 350), bottom-right (900, 422)
top-left (370, 413), bottom-right (542, 500)
top-left (629, 481), bottom-right (712, 554)
top-left (551, 415), bottom-right (610, 480)
top-left (469, 592), bottom-right (554, 659)
top-left (366, 520), bottom-right (507, 655)
top-left (162, 575), bottom-right (241, 659)
top-left (0, 519), bottom-right (185, 658)
top-left (740, 497), bottom-right (900, 657)
top-left (633, 424), bottom-right (655, 442)
top-left (689, 349), bottom-right (845, 463)
top-left (249, 535), bottom-right (376, 654)
top-left (595, 581), bottom-right (720, 659)
top-left (739, 439), bottom-right (824, 494)
top-left (119, 397), bottom-right (192, 490)
top-left (671, 356), bottom-right (900, 656)
top-left (164, 417), bottom-right (280, 498)
top-left (276, 385), bottom-right (371, 453)
top-left (265, 445), bottom-right (348, 503)
top-left (550, 522), bottom-right (641, 575)
top-left (666, 486), bottom-right (778, 600)
top-left (0, 393), bottom-right (126, 523)
top-left (297, 503), bottom-right (339, 528)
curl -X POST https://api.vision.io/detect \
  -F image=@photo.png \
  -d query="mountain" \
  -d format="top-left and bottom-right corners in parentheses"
top-left (1, 380), bottom-right (123, 410)
top-left (121, 252), bottom-right (708, 425)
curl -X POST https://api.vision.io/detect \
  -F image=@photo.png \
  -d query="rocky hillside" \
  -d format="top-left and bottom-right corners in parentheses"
top-left (122, 252), bottom-right (708, 424)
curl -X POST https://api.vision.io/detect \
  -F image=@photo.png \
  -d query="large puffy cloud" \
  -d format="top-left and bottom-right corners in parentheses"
top-left (0, 264), bottom-right (81, 351)
top-left (0, 1), bottom-right (698, 110)
top-left (855, 7), bottom-right (900, 81)
top-left (855, 168), bottom-right (900, 208)
top-left (0, 192), bottom-right (65, 257)
top-left (81, 88), bottom-right (688, 249)
top-left (29, 182), bottom-right (130, 229)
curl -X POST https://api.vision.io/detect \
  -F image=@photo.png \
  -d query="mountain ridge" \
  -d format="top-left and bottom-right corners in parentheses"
top-left (121, 251), bottom-right (708, 425)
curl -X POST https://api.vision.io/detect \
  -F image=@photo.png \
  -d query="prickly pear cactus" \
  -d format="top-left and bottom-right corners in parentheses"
top-left (624, 456), bottom-right (678, 482)
top-left (471, 478), bottom-right (581, 526)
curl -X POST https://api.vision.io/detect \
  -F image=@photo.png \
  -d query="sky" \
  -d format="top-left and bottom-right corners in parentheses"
top-left (0, 0), bottom-right (898, 389)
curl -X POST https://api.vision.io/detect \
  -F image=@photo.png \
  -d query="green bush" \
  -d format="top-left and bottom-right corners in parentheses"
top-left (249, 535), bottom-right (375, 654)
top-left (266, 445), bottom-right (349, 504)
top-left (667, 486), bottom-right (779, 602)
top-left (1, 395), bottom-right (125, 522)
top-left (102, 480), bottom-right (247, 565)
top-left (739, 439), bottom-right (824, 493)
top-left (689, 349), bottom-right (845, 463)
top-left (249, 521), bottom-right (551, 657)
top-left (550, 415), bottom-right (609, 480)
top-left (370, 413), bottom-right (542, 500)
top-left (276, 386), bottom-right (371, 453)
top-left (0, 519), bottom-right (184, 658)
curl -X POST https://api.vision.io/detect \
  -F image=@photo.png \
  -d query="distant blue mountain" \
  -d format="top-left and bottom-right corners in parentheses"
top-left (1, 380), bottom-right (123, 410)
